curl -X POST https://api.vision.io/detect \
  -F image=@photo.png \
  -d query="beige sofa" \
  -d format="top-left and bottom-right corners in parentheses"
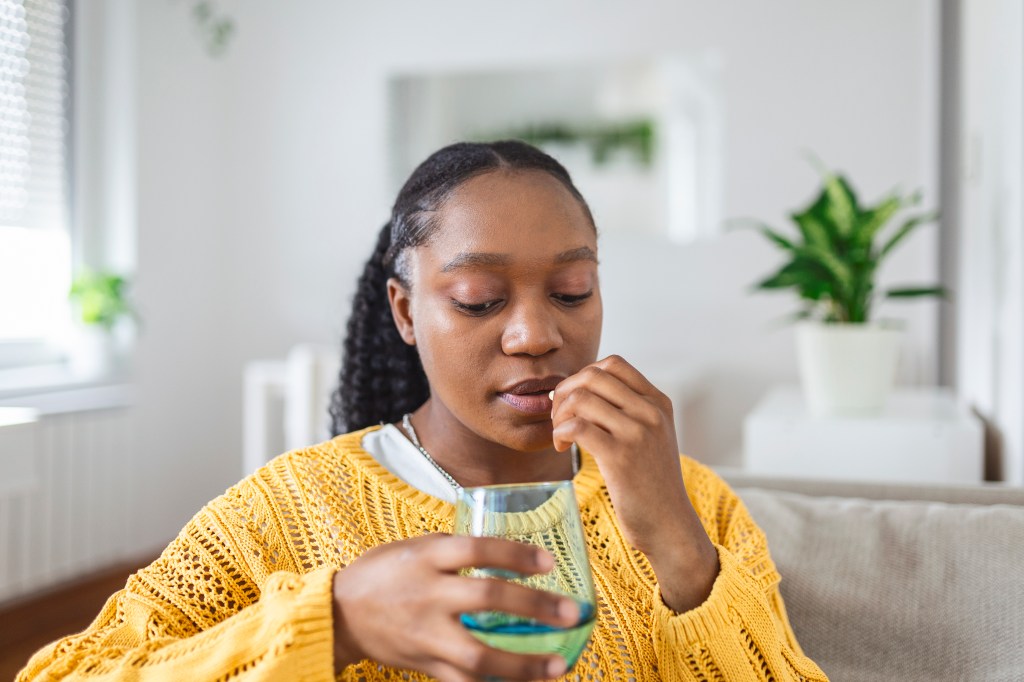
top-left (717, 472), bottom-right (1024, 681)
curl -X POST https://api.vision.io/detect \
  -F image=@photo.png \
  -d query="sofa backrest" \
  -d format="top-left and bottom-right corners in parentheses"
top-left (721, 469), bottom-right (1024, 506)
top-left (732, 483), bottom-right (1024, 681)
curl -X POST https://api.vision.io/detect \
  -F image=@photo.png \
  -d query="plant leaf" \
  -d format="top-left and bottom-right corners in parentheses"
top-left (760, 226), bottom-right (797, 251)
top-left (885, 286), bottom-right (949, 299)
top-left (853, 194), bottom-right (901, 248)
top-left (878, 211), bottom-right (938, 261)
top-left (797, 277), bottom-right (832, 301)
top-left (790, 207), bottom-right (832, 249)
top-left (795, 246), bottom-right (854, 298)
top-left (754, 260), bottom-right (807, 289)
top-left (823, 173), bottom-right (859, 238)
top-left (754, 259), bottom-right (832, 298)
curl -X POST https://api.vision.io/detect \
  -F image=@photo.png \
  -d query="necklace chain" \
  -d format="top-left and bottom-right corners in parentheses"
top-left (400, 413), bottom-right (579, 492)
top-left (401, 413), bottom-right (462, 491)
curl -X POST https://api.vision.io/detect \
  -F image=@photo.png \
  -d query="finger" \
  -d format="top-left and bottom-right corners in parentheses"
top-left (427, 661), bottom-right (481, 682)
top-left (557, 358), bottom-right (667, 411)
top-left (434, 626), bottom-right (569, 681)
top-left (553, 415), bottom-right (617, 454)
top-left (429, 535), bottom-right (554, 575)
top-left (555, 354), bottom-right (657, 395)
top-left (553, 364), bottom-right (666, 429)
top-left (552, 382), bottom-right (638, 436)
top-left (592, 354), bottom-right (662, 396)
top-left (550, 388), bottom-right (618, 453)
top-left (445, 575), bottom-right (580, 629)
top-left (553, 363), bottom-right (630, 412)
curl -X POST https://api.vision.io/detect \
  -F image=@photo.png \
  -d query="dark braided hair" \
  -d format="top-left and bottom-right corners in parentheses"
top-left (329, 140), bottom-right (595, 435)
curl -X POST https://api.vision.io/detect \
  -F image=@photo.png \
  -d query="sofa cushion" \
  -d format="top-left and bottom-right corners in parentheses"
top-left (735, 487), bottom-right (1024, 681)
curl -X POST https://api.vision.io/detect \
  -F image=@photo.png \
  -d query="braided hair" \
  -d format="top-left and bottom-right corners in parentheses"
top-left (329, 140), bottom-right (595, 435)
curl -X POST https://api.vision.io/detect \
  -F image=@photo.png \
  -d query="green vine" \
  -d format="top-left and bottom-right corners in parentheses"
top-left (189, 1), bottom-right (235, 57)
top-left (481, 120), bottom-right (656, 168)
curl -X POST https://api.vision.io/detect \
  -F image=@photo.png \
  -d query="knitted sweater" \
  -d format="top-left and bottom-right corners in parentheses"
top-left (19, 427), bottom-right (828, 681)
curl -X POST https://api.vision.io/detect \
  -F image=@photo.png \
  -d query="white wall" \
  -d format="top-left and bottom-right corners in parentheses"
top-left (128, 0), bottom-right (941, 546)
top-left (956, 0), bottom-right (1024, 484)
top-left (131, 4), bottom-right (239, 549)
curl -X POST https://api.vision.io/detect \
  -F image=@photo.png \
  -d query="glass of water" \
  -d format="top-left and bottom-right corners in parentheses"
top-left (454, 480), bottom-right (596, 670)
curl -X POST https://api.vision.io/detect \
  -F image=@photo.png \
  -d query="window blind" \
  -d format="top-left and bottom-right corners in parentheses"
top-left (0, 0), bottom-right (68, 232)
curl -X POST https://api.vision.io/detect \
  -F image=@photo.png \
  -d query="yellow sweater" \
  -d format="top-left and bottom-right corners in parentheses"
top-left (19, 427), bottom-right (827, 681)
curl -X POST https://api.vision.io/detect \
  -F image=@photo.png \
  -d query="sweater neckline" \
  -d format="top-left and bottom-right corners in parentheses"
top-left (333, 425), bottom-right (605, 517)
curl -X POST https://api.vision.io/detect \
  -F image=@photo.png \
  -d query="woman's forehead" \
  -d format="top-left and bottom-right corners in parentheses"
top-left (423, 170), bottom-right (596, 262)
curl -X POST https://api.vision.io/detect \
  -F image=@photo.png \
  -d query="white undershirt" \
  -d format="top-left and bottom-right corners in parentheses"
top-left (362, 424), bottom-right (460, 503)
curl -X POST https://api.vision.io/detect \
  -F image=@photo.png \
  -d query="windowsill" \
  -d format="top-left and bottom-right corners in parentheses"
top-left (0, 362), bottom-right (134, 414)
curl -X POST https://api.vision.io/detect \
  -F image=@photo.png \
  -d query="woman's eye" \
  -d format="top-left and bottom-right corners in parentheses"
top-left (553, 291), bottom-right (593, 307)
top-left (452, 299), bottom-right (502, 316)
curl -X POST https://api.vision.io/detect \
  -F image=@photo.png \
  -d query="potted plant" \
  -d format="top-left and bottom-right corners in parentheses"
top-left (67, 269), bottom-right (137, 377)
top-left (750, 166), bottom-right (945, 416)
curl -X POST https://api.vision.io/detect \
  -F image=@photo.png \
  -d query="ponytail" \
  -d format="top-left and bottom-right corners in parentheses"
top-left (329, 223), bottom-right (429, 434)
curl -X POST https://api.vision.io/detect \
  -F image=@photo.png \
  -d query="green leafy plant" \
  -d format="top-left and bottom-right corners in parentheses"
top-left (749, 164), bottom-right (946, 323)
top-left (68, 270), bottom-right (137, 332)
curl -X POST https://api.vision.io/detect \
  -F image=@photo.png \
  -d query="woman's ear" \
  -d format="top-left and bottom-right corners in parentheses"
top-left (386, 277), bottom-right (416, 346)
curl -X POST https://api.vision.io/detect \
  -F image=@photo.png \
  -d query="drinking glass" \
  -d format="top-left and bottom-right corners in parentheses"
top-left (454, 480), bottom-right (596, 670)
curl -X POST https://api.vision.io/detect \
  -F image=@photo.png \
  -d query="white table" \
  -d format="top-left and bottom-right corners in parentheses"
top-left (743, 386), bottom-right (984, 484)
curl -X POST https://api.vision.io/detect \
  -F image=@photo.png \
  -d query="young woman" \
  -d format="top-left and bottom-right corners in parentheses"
top-left (19, 141), bottom-right (827, 681)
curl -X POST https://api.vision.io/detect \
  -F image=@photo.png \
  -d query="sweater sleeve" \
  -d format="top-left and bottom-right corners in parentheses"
top-left (649, 462), bottom-right (828, 681)
top-left (16, 478), bottom-right (337, 682)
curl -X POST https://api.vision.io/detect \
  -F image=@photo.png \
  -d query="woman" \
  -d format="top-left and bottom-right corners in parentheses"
top-left (19, 141), bottom-right (827, 681)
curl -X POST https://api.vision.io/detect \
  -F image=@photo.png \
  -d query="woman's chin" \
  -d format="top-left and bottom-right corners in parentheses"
top-left (496, 420), bottom-right (558, 454)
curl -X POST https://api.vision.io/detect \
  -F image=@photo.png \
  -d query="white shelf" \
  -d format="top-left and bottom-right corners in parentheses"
top-left (743, 386), bottom-right (984, 484)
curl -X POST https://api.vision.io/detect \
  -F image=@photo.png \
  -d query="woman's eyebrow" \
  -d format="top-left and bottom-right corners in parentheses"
top-left (554, 246), bottom-right (598, 264)
top-left (442, 252), bottom-right (510, 272)
top-left (442, 246), bottom-right (597, 273)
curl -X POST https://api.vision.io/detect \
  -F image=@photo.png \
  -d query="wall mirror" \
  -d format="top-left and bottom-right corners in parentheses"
top-left (388, 55), bottom-right (724, 243)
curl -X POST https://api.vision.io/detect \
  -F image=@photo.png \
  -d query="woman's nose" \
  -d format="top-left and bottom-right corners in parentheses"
top-left (501, 299), bottom-right (563, 357)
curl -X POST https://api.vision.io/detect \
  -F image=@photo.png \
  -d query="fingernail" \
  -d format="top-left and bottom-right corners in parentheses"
top-left (547, 657), bottom-right (567, 677)
top-left (548, 390), bottom-right (555, 400)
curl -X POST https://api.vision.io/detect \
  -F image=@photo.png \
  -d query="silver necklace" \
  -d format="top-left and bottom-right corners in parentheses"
top-left (401, 413), bottom-right (462, 491)
top-left (400, 413), bottom-right (579, 492)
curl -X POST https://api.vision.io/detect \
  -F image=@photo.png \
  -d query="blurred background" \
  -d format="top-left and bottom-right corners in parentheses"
top-left (0, 0), bottom-right (1020, 626)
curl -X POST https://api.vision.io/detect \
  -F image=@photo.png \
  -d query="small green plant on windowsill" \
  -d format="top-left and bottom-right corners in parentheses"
top-left (68, 270), bottom-right (137, 332)
top-left (67, 269), bottom-right (138, 377)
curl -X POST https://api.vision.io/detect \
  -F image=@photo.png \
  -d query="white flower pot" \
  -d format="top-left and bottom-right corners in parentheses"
top-left (795, 321), bottom-right (902, 417)
top-left (68, 325), bottom-right (114, 379)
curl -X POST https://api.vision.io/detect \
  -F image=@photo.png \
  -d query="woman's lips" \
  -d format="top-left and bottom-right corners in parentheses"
top-left (497, 375), bottom-right (564, 415)
top-left (498, 391), bottom-right (554, 415)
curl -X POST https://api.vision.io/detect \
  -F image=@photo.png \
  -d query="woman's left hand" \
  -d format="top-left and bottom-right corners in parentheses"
top-left (550, 355), bottom-right (719, 612)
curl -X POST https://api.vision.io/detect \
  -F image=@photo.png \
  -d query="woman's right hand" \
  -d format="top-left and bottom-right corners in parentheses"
top-left (331, 533), bottom-right (581, 681)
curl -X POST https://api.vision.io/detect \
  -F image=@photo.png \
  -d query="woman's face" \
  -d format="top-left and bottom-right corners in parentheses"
top-left (390, 169), bottom-right (602, 453)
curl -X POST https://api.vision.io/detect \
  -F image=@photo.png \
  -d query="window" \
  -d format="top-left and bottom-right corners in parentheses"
top-left (0, 0), bottom-right (70, 364)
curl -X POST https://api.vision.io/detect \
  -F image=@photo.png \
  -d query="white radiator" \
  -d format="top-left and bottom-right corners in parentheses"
top-left (0, 387), bottom-right (134, 605)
